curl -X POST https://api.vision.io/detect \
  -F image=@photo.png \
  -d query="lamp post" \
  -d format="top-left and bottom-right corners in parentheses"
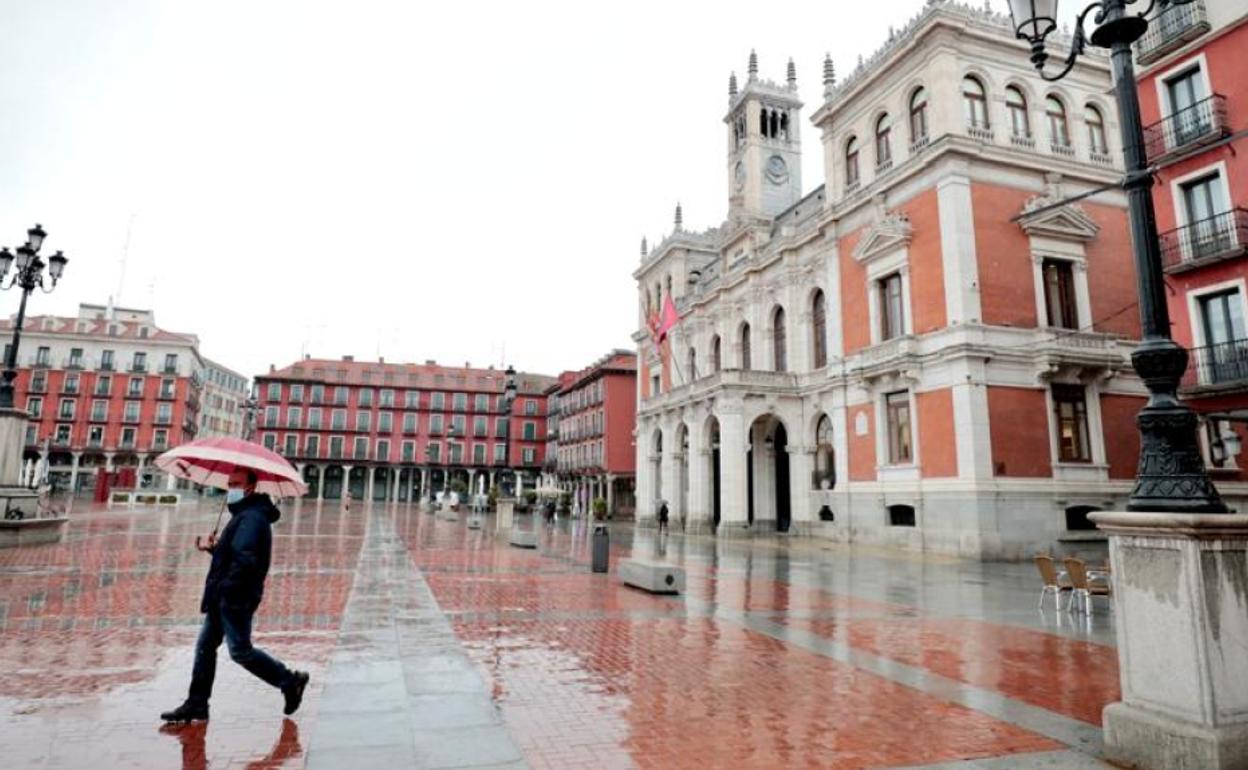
top-left (1007, 0), bottom-right (1225, 512)
top-left (499, 365), bottom-right (518, 496)
top-left (0, 224), bottom-right (68, 410)
top-left (241, 395), bottom-right (259, 441)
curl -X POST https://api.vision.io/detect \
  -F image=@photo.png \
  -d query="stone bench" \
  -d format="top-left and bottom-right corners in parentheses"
top-left (508, 529), bottom-right (537, 549)
top-left (619, 559), bottom-right (685, 595)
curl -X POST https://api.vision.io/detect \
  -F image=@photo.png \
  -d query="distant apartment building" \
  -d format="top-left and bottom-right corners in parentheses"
top-left (199, 358), bottom-right (249, 439)
top-left (553, 350), bottom-right (637, 517)
top-left (254, 356), bottom-right (555, 501)
top-left (1134, 0), bottom-right (1248, 478)
top-left (1, 303), bottom-right (204, 492)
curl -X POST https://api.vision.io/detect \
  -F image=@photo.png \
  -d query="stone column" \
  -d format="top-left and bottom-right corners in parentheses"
top-left (717, 404), bottom-right (749, 536)
top-left (421, 467), bottom-right (430, 501)
top-left (295, 463), bottom-right (305, 498)
top-left (365, 466), bottom-right (376, 502)
top-left (788, 445), bottom-right (815, 535)
top-left (342, 465), bottom-right (353, 503)
top-left (687, 447), bottom-right (712, 534)
top-left (606, 474), bottom-right (615, 517)
top-left (70, 452), bottom-right (82, 495)
top-left (316, 465), bottom-right (324, 501)
top-left (391, 468), bottom-right (400, 503)
top-left (1090, 511), bottom-right (1248, 770)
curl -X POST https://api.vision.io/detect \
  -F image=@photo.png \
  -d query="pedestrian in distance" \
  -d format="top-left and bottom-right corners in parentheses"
top-left (161, 468), bottom-right (309, 723)
top-left (657, 499), bottom-right (669, 536)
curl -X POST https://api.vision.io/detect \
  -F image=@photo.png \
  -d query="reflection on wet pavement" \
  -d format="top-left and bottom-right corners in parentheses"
top-left (1, 503), bottom-right (1119, 768)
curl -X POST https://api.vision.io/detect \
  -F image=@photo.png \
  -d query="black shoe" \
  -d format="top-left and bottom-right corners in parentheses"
top-left (282, 671), bottom-right (309, 716)
top-left (160, 701), bottom-right (209, 723)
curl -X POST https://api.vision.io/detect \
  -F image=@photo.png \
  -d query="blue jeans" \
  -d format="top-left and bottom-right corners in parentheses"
top-left (187, 599), bottom-right (294, 706)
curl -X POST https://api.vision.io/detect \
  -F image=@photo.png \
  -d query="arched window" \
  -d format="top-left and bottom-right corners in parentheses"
top-left (740, 323), bottom-right (752, 371)
top-left (845, 136), bottom-right (860, 188)
top-left (780, 112), bottom-right (790, 140)
top-left (687, 346), bottom-right (697, 380)
top-left (1085, 104), bottom-right (1107, 154)
top-left (963, 76), bottom-right (988, 129)
top-left (769, 110), bottom-right (779, 139)
top-left (711, 335), bottom-right (722, 373)
top-left (813, 414), bottom-right (835, 489)
top-left (1006, 86), bottom-right (1030, 138)
top-left (1047, 96), bottom-right (1070, 148)
top-left (909, 87), bottom-right (929, 144)
top-left (760, 108), bottom-right (769, 137)
top-left (875, 114), bottom-right (892, 169)
top-left (812, 290), bottom-right (828, 369)
top-left (772, 307), bottom-right (787, 372)
top-left (665, 274), bottom-right (673, 298)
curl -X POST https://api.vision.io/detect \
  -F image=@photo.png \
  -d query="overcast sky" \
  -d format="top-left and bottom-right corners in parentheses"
top-left (0, 0), bottom-right (1083, 380)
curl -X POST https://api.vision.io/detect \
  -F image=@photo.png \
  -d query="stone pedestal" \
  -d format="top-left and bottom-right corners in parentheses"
top-left (1090, 511), bottom-right (1248, 770)
top-left (495, 498), bottom-right (515, 532)
top-left (0, 409), bottom-right (67, 548)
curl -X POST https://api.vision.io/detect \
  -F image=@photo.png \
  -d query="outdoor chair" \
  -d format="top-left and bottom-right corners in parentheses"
top-left (1064, 557), bottom-right (1112, 614)
top-left (1034, 554), bottom-right (1073, 611)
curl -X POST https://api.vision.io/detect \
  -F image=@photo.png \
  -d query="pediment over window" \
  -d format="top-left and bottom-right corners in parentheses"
top-left (852, 212), bottom-right (913, 264)
top-left (1018, 198), bottom-right (1100, 242)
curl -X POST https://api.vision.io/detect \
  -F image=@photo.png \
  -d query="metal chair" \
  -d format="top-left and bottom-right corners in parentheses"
top-left (1034, 554), bottom-right (1073, 611)
top-left (1064, 557), bottom-right (1112, 614)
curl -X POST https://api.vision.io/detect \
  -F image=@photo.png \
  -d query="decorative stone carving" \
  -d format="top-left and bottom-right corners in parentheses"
top-left (852, 209), bottom-right (913, 265)
top-left (1019, 173), bottom-right (1100, 242)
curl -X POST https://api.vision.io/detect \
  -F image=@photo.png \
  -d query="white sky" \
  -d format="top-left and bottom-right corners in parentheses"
top-left (0, 0), bottom-right (1083, 381)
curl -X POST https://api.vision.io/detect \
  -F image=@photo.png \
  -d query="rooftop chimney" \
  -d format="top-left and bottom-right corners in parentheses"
top-left (379, 356), bottom-right (385, 364)
top-left (269, 364), bottom-right (275, 373)
top-left (304, 354), bottom-right (310, 361)
top-left (342, 355), bottom-right (354, 362)
top-left (425, 359), bottom-right (436, 365)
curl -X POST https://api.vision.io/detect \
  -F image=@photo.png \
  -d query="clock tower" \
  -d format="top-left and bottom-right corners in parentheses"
top-left (726, 51), bottom-right (803, 220)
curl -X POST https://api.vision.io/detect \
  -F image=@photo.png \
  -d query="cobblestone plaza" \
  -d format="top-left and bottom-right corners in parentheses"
top-left (0, 502), bottom-right (1124, 768)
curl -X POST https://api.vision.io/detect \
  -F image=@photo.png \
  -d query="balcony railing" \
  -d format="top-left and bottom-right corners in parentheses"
top-left (1182, 339), bottom-right (1248, 390)
top-left (1137, 0), bottom-right (1209, 65)
top-left (130, 361), bottom-right (148, 373)
top-left (1160, 209), bottom-right (1248, 272)
top-left (1144, 94), bottom-right (1228, 161)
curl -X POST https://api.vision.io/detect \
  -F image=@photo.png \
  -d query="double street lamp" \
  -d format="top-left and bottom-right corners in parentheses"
top-left (1007, 0), bottom-right (1226, 512)
top-left (0, 224), bottom-right (69, 410)
top-left (499, 365), bottom-right (518, 496)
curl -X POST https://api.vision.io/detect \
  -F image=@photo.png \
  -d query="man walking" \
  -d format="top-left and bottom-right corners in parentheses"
top-left (161, 469), bottom-right (309, 723)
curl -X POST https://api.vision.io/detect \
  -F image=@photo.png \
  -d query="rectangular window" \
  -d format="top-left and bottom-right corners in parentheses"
top-left (88, 425), bottom-right (104, 447)
top-left (353, 436), bottom-right (369, 459)
top-left (262, 433), bottom-right (276, 450)
top-left (495, 418), bottom-right (507, 438)
top-left (30, 371), bottom-right (46, 392)
top-left (493, 443), bottom-right (505, 463)
top-left (885, 391), bottom-right (912, 465)
top-left (473, 444), bottom-right (485, 464)
top-left (334, 386), bottom-right (349, 405)
top-left (306, 435), bottom-right (321, 458)
top-left (128, 377), bottom-right (144, 397)
top-left (403, 413), bottom-right (417, 433)
top-left (878, 272), bottom-right (905, 341)
top-left (287, 406), bottom-right (302, 428)
top-left (264, 405), bottom-right (279, 427)
top-left (378, 412), bottom-right (393, 432)
top-left (25, 425), bottom-right (37, 446)
top-left (120, 426), bottom-right (136, 447)
top-left (68, 347), bottom-right (84, 368)
top-left (522, 421), bottom-right (536, 441)
top-left (379, 389), bottom-right (394, 407)
top-left (1166, 67), bottom-right (1209, 146)
top-left (124, 401), bottom-right (141, 422)
top-left (404, 390), bottom-right (420, 408)
top-left (451, 414), bottom-right (466, 435)
top-left (452, 392), bottom-right (467, 412)
top-left (156, 403), bottom-right (173, 424)
top-left (129, 351), bottom-right (147, 371)
top-left (163, 353), bottom-right (178, 373)
top-left (310, 384), bottom-right (325, 404)
top-left (91, 400), bottom-right (107, 421)
top-left (431, 392), bottom-right (445, 410)
top-left (1052, 384), bottom-right (1091, 462)
top-left (525, 400), bottom-right (537, 416)
top-left (449, 443), bottom-right (463, 463)
top-left (1180, 173), bottom-right (1231, 260)
top-left (35, 346), bottom-right (50, 366)
top-left (401, 441), bottom-right (415, 462)
top-left (284, 434), bottom-right (298, 456)
top-left (427, 442), bottom-right (441, 462)
top-left (355, 411), bottom-right (371, 432)
top-left (95, 374), bottom-right (112, 396)
top-left (522, 448), bottom-right (536, 465)
top-left (307, 407), bottom-right (322, 429)
top-left (290, 384), bottom-right (304, 403)
top-left (331, 409), bottom-right (346, 430)
top-left (329, 436), bottom-right (344, 458)
top-left (474, 393), bottom-right (488, 411)
top-left (377, 439), bottom-right (390, 462)
top-left (430, 414), bottom-right (444, 435)
top-left (358, 389), bottom-right (373, 407)
top-left (160, 378), bottom-right (176, 398)
top-left (59, 398), bottom-right (75, 420)
top-left (26, 396), bottom-right (42, 418)
top-left (473, 416), bottom-right (487, 436)
top-left (100, 350), bottom-right (115, 370)
top-left (1042, 259), bottom-right (1079, 329)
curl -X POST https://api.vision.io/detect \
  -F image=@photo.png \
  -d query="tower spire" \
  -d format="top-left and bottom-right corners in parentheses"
top-left (674, 202), bottom-right (683, 232)
top-left (786, 58), bottom-right (796, 89)
top-left (729, 71), bottom-right (738, 98)
top-left (822, 53), bottom-right (835, 97)
top-left (641, 236), bottom-right (648, 256)
top-left (748, 49), bottom-right (758, 81)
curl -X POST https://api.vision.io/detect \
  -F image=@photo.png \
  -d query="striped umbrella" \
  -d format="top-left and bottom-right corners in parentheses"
top-left (155, 436), bottom-right (308, 498)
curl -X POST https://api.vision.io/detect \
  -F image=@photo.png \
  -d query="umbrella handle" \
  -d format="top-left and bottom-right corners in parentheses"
top-left (211, 497), bottom-right (226, 537)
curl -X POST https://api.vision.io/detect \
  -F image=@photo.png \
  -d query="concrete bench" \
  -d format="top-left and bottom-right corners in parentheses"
top-left (619, 559), bottom-right (685, 595)
top-left (508, 529), bottom-right (537, 549)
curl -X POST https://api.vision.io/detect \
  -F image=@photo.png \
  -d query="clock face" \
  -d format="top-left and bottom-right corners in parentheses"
top-left (766, 155), bottom-right (789, 185)
top-left (734, 162), bottom-right (746, 191)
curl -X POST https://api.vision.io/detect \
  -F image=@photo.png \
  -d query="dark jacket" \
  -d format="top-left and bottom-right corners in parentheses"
top-left (200, 493), bottom-right (280, 614)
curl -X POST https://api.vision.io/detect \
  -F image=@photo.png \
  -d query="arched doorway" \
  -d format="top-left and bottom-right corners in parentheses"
top-left (774, 422), bottom-right (790, 533)
top-left (651, 428), bottom-right (663, 515)
top-left (708, 417), bottom-right (721, 529)
top-left (677, 424), bottom-right (689, 525)
top-left (323, 466), bottom-right (344, 499)
top-left (748, 414), bottom-right (791, 532)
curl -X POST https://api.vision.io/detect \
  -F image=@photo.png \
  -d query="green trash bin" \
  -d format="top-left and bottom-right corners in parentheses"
top-left (592, 525), bottom-right (610, 573)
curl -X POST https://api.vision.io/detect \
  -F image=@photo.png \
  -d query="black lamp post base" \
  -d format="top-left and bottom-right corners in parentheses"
top-left (1128, 405), bottom-right (1229, 513)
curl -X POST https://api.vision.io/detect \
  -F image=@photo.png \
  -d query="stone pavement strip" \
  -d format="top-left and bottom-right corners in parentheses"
top-left (305, 507), bottom-right (526, 769)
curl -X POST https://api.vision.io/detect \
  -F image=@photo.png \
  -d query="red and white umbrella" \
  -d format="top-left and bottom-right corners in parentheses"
top-left (155, 436), bottom-right (308, 498)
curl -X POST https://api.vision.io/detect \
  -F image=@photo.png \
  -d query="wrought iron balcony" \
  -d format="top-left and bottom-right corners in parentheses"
top-left (1182, 338), bottom-right (1248, 391)
top-left (1144, 94), bottom-right (1228, 161)
top-left (1160, 209), bottom-right (1248, 273)
top-left (1136, 0), bottom-right (1210, 65)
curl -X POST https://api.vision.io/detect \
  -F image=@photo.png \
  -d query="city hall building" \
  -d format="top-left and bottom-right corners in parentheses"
top-left (633, 1), bottom-right (1248, 559)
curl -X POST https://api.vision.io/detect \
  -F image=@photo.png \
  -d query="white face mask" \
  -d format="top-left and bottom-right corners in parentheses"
top-left (226, 488), bottom-right (246, 504)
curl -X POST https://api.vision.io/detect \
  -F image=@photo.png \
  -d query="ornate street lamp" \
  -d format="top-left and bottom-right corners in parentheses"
top-left (241, 395), bottom-right (259, 441)
top-left (1007, 0), bottom-right (1225, 512)
top-left (0, 224), bottom-right (68, 410)
top-left (500, 365), bottom-right (518, 496)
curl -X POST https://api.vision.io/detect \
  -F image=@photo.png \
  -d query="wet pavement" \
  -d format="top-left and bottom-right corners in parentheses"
top-left (0, 501), bottom-right (1119, 768)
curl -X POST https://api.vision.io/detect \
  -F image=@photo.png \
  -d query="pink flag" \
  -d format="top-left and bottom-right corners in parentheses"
top-left (655, 295), bottom-right (679, 343)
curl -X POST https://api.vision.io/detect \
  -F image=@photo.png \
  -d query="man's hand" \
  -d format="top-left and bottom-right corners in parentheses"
top-left (195, 533), bottom-right (217, 553)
